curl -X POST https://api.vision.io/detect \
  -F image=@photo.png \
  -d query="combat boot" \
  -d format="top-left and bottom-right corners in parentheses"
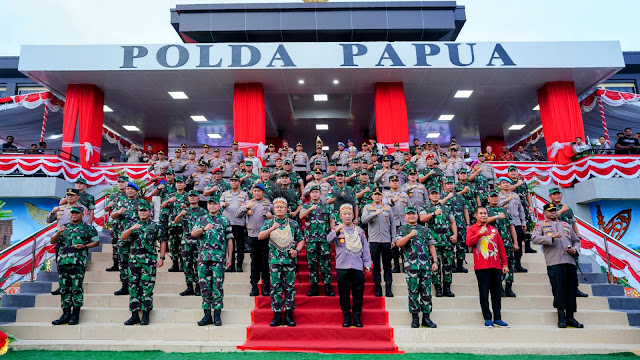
top-left (342, 311), bottom-right (352, 327)
top-left (411, 313), bottom-right (420, 328)
top-left (324, 284), bottom-right (335, 297)
top-left (124, 311), bottom-right (141, 325)
top-left (213, 309), bottom-right (222, 326)
top-left (197, 309), bottom-right (213, 326)
top-left (195, 283), bottom-right (201, 296)
top-left (140, 310), bottom-right (151, 326)
top-left (51, 287), bottom-right (61, 295)
top-left (374, 283), bottom-right (383, 297)
top-left (566, 312), bottom-right (584, 328)
top-left (557, 309), bottom-right (567, 328)
top-left (434, 284), bottom-right (443, 297)
top-left (307, 284), bottom-right (319, 297)
top-left (114, 281), bottom-right (129, 296)
top-left (443, 282), bottom-right (455, 297)
top-left (456, 259), bottom-right (468, 273)
top-left (385, 283), bottom-right (394, 297)
top-left (352, 312), bottom-right (363, 328)
top-left (52, 308), bottom-right (71, 325)
top-left (500, 285), bottom-right (506, 297)
top-left (270, 312), bottom-right (283, 327)
top-left (168, 261), bottom-right (180, 272)
top-left (524, 241), bottom-right (537, 253)
top-left (250, 284), bottom-right (260, 297)
top-left (262, 283), bottom-right (270, 296)
top-left (505, 283), bottom-right (517, 297)
top-left (68, 306), bottom-right (81, 325)
top-left (105, 259), bottom-right (119, 272)
top-left (180, 283), bottom-right (195, 296)
top-left (421, 313), bottom-right (437, 328)
top-left (284, 310), bottom-right (296, 326)
top-left (576, 288), bottom-right (589, 297)
top-left (392, 264), bottom-right (401, 273)
top-left (514, 259), bottom-right (528, 273)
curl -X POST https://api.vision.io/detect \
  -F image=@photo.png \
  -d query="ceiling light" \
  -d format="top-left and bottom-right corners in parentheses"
top-left (207, 133), bottom-right (222, 139)
top-left (530, 125), bottom-right (543, 134)
top-left (298, 79), bottom-right (305, 85)
top-left (123, 125), bottom-right (140, 131)
top-left (103, 105), bottom-right (113, 112)
top-left (48, 134), bottom-right (63, 139)
top-left (191, 115), bottom-right (207, 122)
top-left (454, 90), bottom-right (473, 98)
top-left (314, 94), bottom-right (328, 101)
top-left (426, 133), bottom-right (440, 138)
top-left (533, 104), bottom-right (540, 111)
top-left (168, 91), bottom-right (188, 99)
top-left (322, 146), bottom-right (329, 151)
top-left (508, 124), bottom-right (526, 131)
top-left (438, 114), bottom-right (455, 121)
top-left (316, 124), bottom-right (329, 130)
top-left (333, 79), bottom-right (340, 85)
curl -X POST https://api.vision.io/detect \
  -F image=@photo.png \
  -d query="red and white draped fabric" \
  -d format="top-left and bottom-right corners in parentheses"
top-left (102, 127), bottom-right (132, 152)
top-left (375, 83), bottom-right (410, 150)
top-left (233, 83), bottom-right (266, 155)
top-left (507, 127), bottom-right (544, 150)
top-left (580, 89), bottom-right (640, 146)
top-left (0, 91), bottom-right (64, 112)
top-left (61, 84), bottom-right (105, 169)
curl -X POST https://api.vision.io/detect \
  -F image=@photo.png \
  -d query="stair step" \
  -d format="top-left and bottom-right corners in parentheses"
top-left (578, 272), bottom-right (609, 284)
top-left (591, 284), bottom-right (626, 297)
top-left (35, 293), bottom-right (256, 309)
top-left (36, 271), bottom-right (59, 282)
top-left (385, 295), bottom-right (611, 311)
top-left (1, 294), bottom-right (36, 308)
top-left (608, 297), bottom-right (640, 310)
top-left (10, 339), bottom-right (241, 352)
top-left (19, 281), bottom-right (54, 294)
top-left (394, 342), bottom-right (640, 355)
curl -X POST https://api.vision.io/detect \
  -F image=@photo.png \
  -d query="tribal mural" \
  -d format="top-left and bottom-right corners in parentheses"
top-left (590, 200), bottom-right (640, 252)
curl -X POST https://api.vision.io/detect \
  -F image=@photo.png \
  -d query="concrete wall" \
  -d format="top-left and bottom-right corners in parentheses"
top-left (0, 177), bottom-right (111, 199)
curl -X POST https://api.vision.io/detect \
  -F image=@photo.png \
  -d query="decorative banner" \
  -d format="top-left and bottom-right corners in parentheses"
top-left (0, 91), bottom-right (64, 112)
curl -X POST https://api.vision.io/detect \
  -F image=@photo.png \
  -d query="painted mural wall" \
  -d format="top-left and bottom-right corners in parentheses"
top-left (589, 200), bottom-right (640, 252)
top-left (0, 198), bottom-right (59, 247)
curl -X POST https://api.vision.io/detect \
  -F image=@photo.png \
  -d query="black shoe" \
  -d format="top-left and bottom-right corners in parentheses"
top-left (576, 288), bottom-right (589, 298)
top-left (514, 264), bottom-right (528, 273)
top-left (566, 315), bottom-right (584, 329)
top-left (456, 259), bottom-right (468, 273)
top-left (324, 284), bottom-right (335, 297)
top-left (353, 312), bottom-right (363, 328)
top-left (500, 285), bottom-right (506, 297)
top-left (68, 306), bottom-right (81, 325)
top-left (225, 266), bottom-right (235, 273)
top-left (180, 283), bottom-right (195, 296)
top-left (451, 266), bottom-right (457, 274)
top-left (198, 309), bottom-right (213, 326)
top-left (195, 284), bottom-right (201, 296)
top-left (168, 263), bottom-right (180, 272)
top-left (51, 287), bottom-right (61, 295)
top-left (140, 310), bottom-right (150, 326)
top-left (262, 284), bottom-right (270, 297)
top-left (307, 284), bottom-right (319, 297)
top-left (374, 284), bottom-right (383, 297)
top-left (236, 265), bottom-right (243, 273)
top-left (284, 310), bottom-right (296, 327)
top-left (557, 309), bottom-right (567, 328)
top-left (250, 284), bottom-right (260, 297)
top-left (270, 312), bottom-right (283, 327)
top-left (392, 265), bottom-right (401, 273)
top-left (213, 309), bottom-right (222, 326)
top-left (124, 311), bottom-right (141, 326)
top-left (342, 311), bottom-right (352, 327)
top-left (385, 283), bottom-right (394, 297)
top-left (434, 284), bottom-right (443, 298)
top-left (114, 282), bottom-right (129, 296)
top-left (52, 308), bottom-right (71, 325)
top-left (525, 245), bottom-right (538, 253)
top-left (443, 283), bottom-right (455, 297)
top-left (505, 283), bottom-right (517, 297)
top-left (421, 314), bottom-right (437, 328)
top-left (411, 313), bottom-right (420, 328)
top-left (105, 262), bottom-right (119, 272)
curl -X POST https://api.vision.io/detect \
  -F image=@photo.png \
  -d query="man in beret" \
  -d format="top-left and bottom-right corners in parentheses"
top-left (204, 168), bottom-right (230, 200)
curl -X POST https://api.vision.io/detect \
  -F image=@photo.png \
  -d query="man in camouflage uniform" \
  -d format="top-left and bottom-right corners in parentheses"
top-left (468, 161), bottom-right (490, 206)
top-left (204, 168), bottom-right (230, 199)
top-left (258, 197), bottom-right (305, 327)
top-left (50, 205), bottom-right (99, 325)
top-left (384, 175), bottom-right (409, 273)
top-left (302, 169), bottom-right (332, 203)
top-left (353, 172), bottom-right (374, 213)
top-left (240, 160), bottom-right (260, 197)
top-left (327, 172), bottom-right (357, 222)
top-left (274, 173), bottom-right (303, 219)
top-left (508, 165), bottom-right (537, 253)
top-left (72, 178), bottom-right (96, 224)
top-left (419, 189), bottom-right (457, 297)
top-left (487, 191), bottom-right (518, 297)
top-left (396, 206), bottom-right (439, 328)
top-left (105, 176), bottom-right (130, 272)
top-left (278, 159), bottom-right (304, 194)
top-left (419, 154), bottom-right (444, 193)
top-left (345, 159), bottom-right (363, 185)
top-left (119, 202), bottom-right (166, 325)
top-left (498, 176), bottom-right (528, 273)
top-left (174, 189), bottom-right (208, 296)
top-left (444, 177), bottom-right (470, 273)
top-left (256, 167), bottom-right (275, 197)
top-left (191, 195), bottom-right (234, 326)
top-left (300, 185), bottom-right (336, 297)
top-left (161, 176), bottom-right (188, 272)
top-left (111, 182), bottom-right (147, 296)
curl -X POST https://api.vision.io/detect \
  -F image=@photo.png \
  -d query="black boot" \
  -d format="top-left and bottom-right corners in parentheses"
top-left (342, 311), bottom-right (352, 327)
top-left (213, 309), bottom-right (222, 326)
top-left (421, 313), bottom-right (437, 328)
top-left (124, 311), bottom-right (141, 325)
top-left (51, 287), bottom-right (61, 295)
top-left (324, 284), bottom-right (335, 297)
top-left (195, 283), bottom-right (201, 296)
top-left (270, 312), bottom-right (283, 327)
top-left (225, 266), bottom-right (235, 273)
top-left (576, 288), bottom-right (589, 298)
top-left (514, 259), bottom-right (528, 273)
top-left (236, 264), bottom-right (243, 273)
top-left (456, 259), bottom-right (468, 273)
top-left (392, 264), bottom-right (401, 273)
top-left (114, 281), bottom-right (129, 296)
top-left (566, 312), bottom-right (584, 328)
top-left (198, 309), bottom-right (213, 326)
top-left (434, 284), bottom-right (443, 297)
top-left (411, 313), bottom-right (420, 328)
top-left (250, 284), bottom-right (260, 297)
top-left (505, 283), bottom-right (517, 297)
top-left (105, 259), bottom-right (119, 272)
top-left (140, 310), bottom-right (150, 326)
top-left (52, 308), bottom-right (71, 325)
top-left (307, 284), bottom-right (319, 297)
top-left (374, 283), bottom-right (383, 297)
top-left (385, 283), bottom-right (394, 297)
top-left (443, 282), bottom-right (455, 297)
top-left (284, 310), bottom-right (296, 326)
top-left (353, 312), bottom-right (363, 328)
top-left (500, 285), bottom-right (506, 297)
top-left (525, 242), bottom-right (537, 253)
top-left (68, 306), bottom-right (81, 325)
top-left (557, 309), bottom-right (567, 328)
top-left (262, 283), bottom-right (270, 297)
top-left (180, 283), bottom-right (195, 296)
top-left (168, 261), bottom-right (180, 272)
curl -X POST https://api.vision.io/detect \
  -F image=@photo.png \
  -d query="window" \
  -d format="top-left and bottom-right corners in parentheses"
top-left (0, 85), bottom-right (6, 98)
top-left (17, 86), bottom-right (47, 95)
top-left (598, 82), bottom-right (637, 94)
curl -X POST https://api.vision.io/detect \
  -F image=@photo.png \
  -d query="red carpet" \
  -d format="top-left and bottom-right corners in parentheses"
top-left (238, 248), bottom-right (401, 353)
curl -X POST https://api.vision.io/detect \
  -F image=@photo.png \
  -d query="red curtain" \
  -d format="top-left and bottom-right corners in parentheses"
top-left (480, 136), bottom-right (505, 159)
top-left (233, 83), bottom-right (265, 154)
top-left (538, 81), bottom-right (585, 164)
top-left (62, 84), bottom-right (104, 169)
top-left (375, 83), bottom-right (409, 150)
top-left (144, 138), bottom-right (167, 154)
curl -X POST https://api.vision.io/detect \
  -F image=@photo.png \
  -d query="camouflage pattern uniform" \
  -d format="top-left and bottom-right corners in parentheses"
top-left (260, 217), bottom-right (303, 312)
top-left (419, 202), bottom-right (455, 286)
top-left (56, 222), bottom-right (98, 309)
top-left (302, 179), bottom-right (331, 203)
top-left (115, 197), bottom-right (147, 284)
top-left (455, 180), bottom-right (478, 224)
top-left (470, 173), bottom-right (490, 206)
top-left (421, 167), bottom-right (444, 194)
top-left (396, 224), bottom-right (436, 314)
top-left (241, 172), bottom-right (261, 198)
top-left (163, 190), bottom-right (188, 265)
top-left (204, 179), bottom-right (230, 200)
top-left (444, 190), bottom-right (469, 263)
top-left (301, 201), bottom-right (334, 286)
top-left (197, 213), bottom-right (233, 310)
top-left (327, 184), bottom-right (357, 222)
top-left (487, 206), bottom-right (515, 285)
top-left (128, 220), bottom-right (165, 311)
top-left (513, 180), bottom-right (532, 226)
top-left (77, 191), bottom-right (96, 214)
top-left (181, 205), bottom-right (208, 285)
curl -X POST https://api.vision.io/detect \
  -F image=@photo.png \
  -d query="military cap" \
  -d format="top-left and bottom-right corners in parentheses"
top-left (478, 152), bottom-right (486, 158)
top-left (309, 184), bottom-right (321, 192)
top-left (189, 150), bottom-right (196, 155)
top-left (208, 195), bottom-right (220, 203)
top-left (75, 178), bottom-right (87, 185)
top-left (213, 148), bottom-right (220, 152)
top-left (261, 167), bottom-right (271, 173)
top-left (450, 147), bottom-right (458, 151)
top-left (543, 203), bottom-right (558, 212)
top-left (394, 142), bottom-right (400, 146)
top-left (283, 159), bottom-right (292, 165)
top-left (408, 169), bottom-right (417, 175)
top-left (230, 174), bottom-right (240, 181)
top-left (245, 160), bottom-right (253, 166)
top-left (279, 172), bottom-right (290, 178)
top-left (232, 141), bottom-right (238, 145)
top-left (316, 145), bottom-right (323, 149)
top-left (187, 190), bottom-right (199, 197)
top-left (382, 155), bottom-right (393, 162)
top-left (498, 176), bottom-right (512, 184)
top-left (202, 144), bottom-right (209, 149)
top-left (175, 176), bottom-right (185, 183)
top-left (403, 151), bottom-right (410, 155)
top-left (253, 183), bottom-right (266, 192)
top-left (404, 206), bottom-right (418, 214)
top-left (456, 168), bottom-right (468, 174)
top-left (296, 143), bottom-right (302, 147)
top-left (369, 139), bottom-right (376, 143)
top-left (335, 171), bottom-right (345, 176)
top-left (180, 144), bottom-right (187, 147)
top-left (392, 160), bottom-right (400, 165)
top-left (389, 175), bottom-right (399, 181)
top-left (268, 144), bottom-right (275, 147)
top-left (225, 151), bottom-right (232, 155)
top-left (425, 153), bottom-right (435, 159)
top-left (549, 188), bottom-right (562, 195)
top-left (428, 188), bottom-right (440, 194)
top-left (362, 142), bottom-right (368, 147)
top-left (138, 202), bottom-right (151, 211)
top-left (69, 205), bottom-right (83, 213)
top-left (117, 175), bottom-right (129, 182)
top-left (329, 162), bottom-right (337, 166)
top-left (126, 182), bottom-right (139, 191)
top-left (507, 165), bottom-right (518, 172)
top-left (361, 159), bottom-right (369, 164)
top-left (65, 188), bottom-right (78, 196)
top-left (174, 149), bottom-right (181, 153)
top-left (444, 177), bottom-right (455, 184)
top-left (372, 187), bottom-right (383, 195)
top-left (165, 169), bottom-right (174, 175)
top-left (370, 153), bottom-right (378, 157)
top-left (157, 150), bottom-right (165, 155)
top-left (426, 141), bottom-right (433, 145)
top-left (352, 158), bottom-right (361, 163)
top-left (488, 191), bottom-right (499, 197)
top-left (359, 171), bottom-right (370, 176)
top-left (314, 169), bottom-right (323, 175)
top-left (347, 139), bottom-right (354, 143)
top-left (198, 160), bottom-right (208, 166)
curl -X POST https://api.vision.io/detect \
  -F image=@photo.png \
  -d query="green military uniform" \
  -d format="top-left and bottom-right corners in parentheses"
top-left (128, 216), bottom-right (164, 312)
top-left (260, 217), bottom-right (303, 312)
top-left (180, 195), bottom-right (208, 286)
top-left (301, 200), bottom-right (334, 286)
top-left (115, 195), bottom-right (147, 285)
top-left (455, 179), bottom-right (478, 224)
top-left (396, 223), bottom-right (436, 315)
top-left (444, 188), bottom-right (469, 263)
top-left (470, 172), bottom-right (490, 206)
top-left (487, 205), bottom-right (516, 285)
top-left (77, 191), bottom-right (96, 214)
top-left (421, 166), bottom-right (444, 194)
top-left (240, 170), bottom-right (261, 198)
top-left (327, 183), bottom-right (357, 222)
top-left (512, 177), bottom-right (532, 226)
top-left (163, 187), bottom-right (188, 267)
top-left (197, 211), bottom-right (233, 310)
top-left (420, 201), bottom-right (455, 286)
top-left (353, 180), bottom-right (374, 211)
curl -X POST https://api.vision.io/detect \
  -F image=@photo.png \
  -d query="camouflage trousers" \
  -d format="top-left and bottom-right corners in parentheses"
top-left (456, 226), bottom-right (468, 261)
top-left (270, 262), bottom-right (296, 312)
top-left (502, 246), bottom-right (515, 285)
top-left (405, 268), bottom-right (433, 314)
top-left (110, 224), bottom-right (121, 264)
top-left (198, 260), bottom-right (225, 310)
top-left (182, 240), bottom-right (199, 285)
top-left (116, 239), bottom-right (131, 283)
top-left (128, 262), bottom-right (157, 311)
top-left (58, 264), bottom-right (86, 309)
top-left (433, 245), bottom-right (454, 285)
top-left (167, 224), bottom-right (183, 264)
top-left (306, 241), bottom-right (333, 285)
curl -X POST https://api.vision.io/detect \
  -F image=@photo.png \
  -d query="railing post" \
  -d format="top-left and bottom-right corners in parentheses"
top-left (602, 235), bottom-right (613, 284)
top-left (30, 235), bottom-right (37, 282)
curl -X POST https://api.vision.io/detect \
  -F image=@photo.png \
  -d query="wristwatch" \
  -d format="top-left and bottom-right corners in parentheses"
top-left (160, 256), bottom-right (165, 260)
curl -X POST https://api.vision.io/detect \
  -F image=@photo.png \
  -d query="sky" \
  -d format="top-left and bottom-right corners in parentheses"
top-left (1, 0), bottom-right (639, 56)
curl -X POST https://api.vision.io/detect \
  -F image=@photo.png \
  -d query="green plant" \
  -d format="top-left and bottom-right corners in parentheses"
top-left (0, 201), bottom-right (12, 220)
top-left (97, 169), bottom-right (152, 199)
